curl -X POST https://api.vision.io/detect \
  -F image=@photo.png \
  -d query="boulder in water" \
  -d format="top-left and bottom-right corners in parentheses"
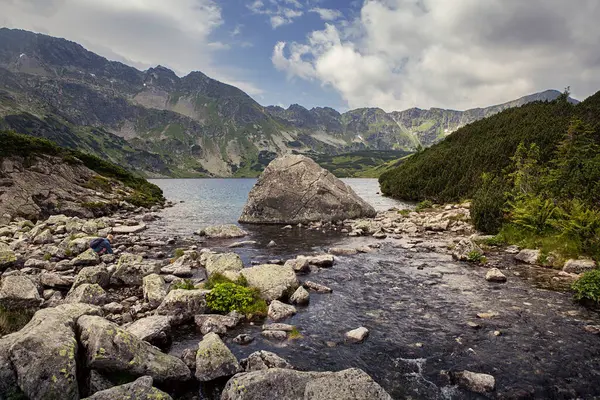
top-left (239, 155), bottom-right (376, 224)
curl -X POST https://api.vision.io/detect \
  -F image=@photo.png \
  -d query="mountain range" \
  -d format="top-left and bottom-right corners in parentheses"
top-left (0, 28), bottom-right (579, 177)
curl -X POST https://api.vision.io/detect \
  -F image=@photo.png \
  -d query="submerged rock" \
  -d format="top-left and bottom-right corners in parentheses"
top-left (83, 376), bottom-right (172, 400)
top-left (195, 332), bottom-right (241, 382)
top-left (304, 281), bottom-right (332, 293)
top-left (345, 327), bottom-right (369, 343)
top-left (197, 224), bottom-right (248, 239)
top-left (239, 155), bottom-right (376, 224)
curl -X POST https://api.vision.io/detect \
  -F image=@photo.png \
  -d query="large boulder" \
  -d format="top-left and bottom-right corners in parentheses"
top-left (0, 275), bottom-right (42, 310)
top-left (238, 155), bottom-right (376, 224)
top-left (241, 351), bottom-right (293, 372)
top-left (0, 304), bottom-right (101, 400)
top-left (77, 315), bottom-right (191, 383)
top-left (72, 266), bottom-right (111, 290)
top-left (563, 259), bottom-right (597, 274)
top-left (195, 332), bottom-right (241, 382)
top-left (83, 376), bottom-right (172, 400)
top-left (197, 224), bottom-right (248, 239)
top-left (65, 283), bottom-right (108, 306)
top-left (240, 264), bottom-right (299, 302)
top-left (143, 274), bottom-right (167, 308)
top-left (203, 253), bottom-right (244, 279)
top-left (126, 315), bottom-right (172, 349)
top-left (221, 368), bottom-right (392, 400)
top-left (72, 248), bottom-right (100, 267)
top-left (155, 289), bottom-right (209, 324)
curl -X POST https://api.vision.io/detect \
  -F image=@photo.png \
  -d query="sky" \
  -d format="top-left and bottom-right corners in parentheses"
top-left (1, 0), bottom-right (600, 112)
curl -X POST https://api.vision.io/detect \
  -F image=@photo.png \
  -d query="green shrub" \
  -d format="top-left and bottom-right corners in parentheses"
top-left (289, 327), bottom-right (303, 340)
top-left (415, 200), bottom-right (433, 212)
top-left (509, 196), bottom-right (563, 234)
top-left (171, 279), bottom-right (195, 290)
top-left (482, 235), bottom-right (506, 247)
top-left (204, 273), bottom-right (248, 290)
top-left (471, 173), bottom-right (508, 234)
top-left (173, 248), bottom-right (185, 259)
top-left (558, 200), bottom-right (600, 259)
top-left (467, 250), bottom-right (486, 263)
top-left (398, 209), bottom-right (410, 216)
top-left (206, 283), bottom-right (267, 316)
top-left (572, 269), bottom-right (600, 303)
top-left (0, 306), bottom-right (35, 336)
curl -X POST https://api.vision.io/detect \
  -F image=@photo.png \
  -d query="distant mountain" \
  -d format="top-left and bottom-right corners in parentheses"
top-left (0, 28), bottom-right (579, 177)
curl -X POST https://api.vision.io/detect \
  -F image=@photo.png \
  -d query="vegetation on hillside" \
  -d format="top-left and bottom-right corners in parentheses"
top-left (309, 150), bottom-right (412, 178)
top-left (0, 130), bottom-right (164, 207)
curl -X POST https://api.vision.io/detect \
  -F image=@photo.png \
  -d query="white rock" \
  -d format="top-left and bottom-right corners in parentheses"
top-left (345, 327), bottom-right (369, 343)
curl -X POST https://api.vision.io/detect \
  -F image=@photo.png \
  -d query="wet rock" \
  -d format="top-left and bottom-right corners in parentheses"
top-left (77, 315), bottom-right (190, 383)
top-left (143, 274), bottom-right (167, 308)
top-left (467, 321), bottom-right (482, 329)
top-left (373, 231), bottom-right (388, 239)
top-left (155, 289), bottom-right (209, 324)
top-left (261, 330), bottom-right (288, 341)
top-left (194, 314), bottom-right (239, 335)
top-left (241, 351), bottom-right (293, 372)
top-left (233, 334), bottom-right (254, 345)
top-left (304, 281), bottom-right (332, 293)
top-left (40, 271), bottom-right (74, 289)
top-left (65, 283), bottom-right (108, 305)
top-left (204, 252), bottom-right (244, 279)
top-left (563, 259), bottom-right (596, 274)
top-left (485, 268), bottom-right (507, 283)
top-left (239, 155), bottom-right (376, 224)
top-left (0, 274), bottom-right (42, 309)
top-left (0, 304), bottom-right (101, 400)
top-left (268, 300), bottom-right (297, 321)
top-left (452, 239), bottom-right (483, 261)
top-left (515, 249), bottom-right (540, 265)
top-left (72, 265), bottom-right (111, 290)
top-left (241, 264), bottom-right (299, 302)
top-left (284, 258), bottom-right (310, 273)
top-left (290, 286), bottom-right (310, 305)
top-left (345, 327), bottom-right (369, 343)
top-left (297, 254), bottom-right (334, 268)
top-left (196, 224), bottom-right (248, 239)
top-left (221, 368), bottom-right (392, 400)
top-left (451, 370), bottom-right (496, 394)
top-left (126, 315), bottom-right (172, 349)
top-left (87, 370), bottom-right (114, 395)
top-left (263, 323), bottom-right (295, 331)
top-left (329, 247), bottom-right (358, 256)
top-left (83, 375), bottom-right (173, 400)
top-left (228, 240), bottom-right (258, 248)
top-left (195, 332), bottom-right (241, 382)
top-left (267, 240), bottom-right (277, 248)
top-left (0, 242), bottom-right (17, 269)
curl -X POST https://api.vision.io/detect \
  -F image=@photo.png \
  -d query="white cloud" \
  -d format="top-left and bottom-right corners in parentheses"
top-left (309, 7), bottom-right (343, 21)
top-left (248, 0), bottom-right (304, 29)
top-left (273, 0), bottom-right (600, 111)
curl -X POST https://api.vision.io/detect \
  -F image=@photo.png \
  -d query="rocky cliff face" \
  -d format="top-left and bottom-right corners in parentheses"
top-left (0, 28), bottom-right (578, 177)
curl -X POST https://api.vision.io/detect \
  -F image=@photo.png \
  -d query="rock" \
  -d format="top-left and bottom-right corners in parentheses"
top-left (72, 266), bottom-right (110, 290)
top-left (329, 247), bottom-right (358, 256)
top-left (0, 304), bottom-right (101, 400)
top-left (228, 240), bottom-right (258, 248)
top-left (65, 283), bottom-right (108, 305)
top-left (194, 314), bottom-right (239, 335)
top-left (111, 255), bottom-right (162, 286)
top-left (33, 229), bottom-right (54, 244)
top-left (261, 330), bottom-right (288, 340)
top-left (297, 254), bottom-right (334, 268)
top-left (77, 315), bottom-right (190, 383)
top-left (452, 239), bottom-right (483, 261)
top-left (515, 249), bottom-right (541, 265)
top-left (71, 248), bottom-right (101, 267)
top-left (451, 370), bottom-right (496, 394)
top-left (241, 264), bottom-right (299, 302)
top-left (126, 316), bottom-right (172, 349)
top-left (143, 274), bottom-right (167, 308)
top-left (485, 268), bottom-right (507, 283)
top-left (563, 259), bottom-right (597, 274)
top-left (241, 351), bottom-right (293, 372)
top-left (304, 281), bottom-right (332, 293)
top-left (373, 231), bottom-right (388, 239)
top-left (467, 321), bottom-right (482, 329)
top-left (239, 155), bottom-right (376, 224)
top-left (161, 254), bottom-right (195, 277)
top-left (262, 323), bottom-right (295, 332)
top-left (0, 274), bottom-right (42, 310)
top-left (268, 300), bottom-right (297, 321)
top-left (87, 370), bottom-right (114, 395)
top-left (282, 225), bottom-right (293, 230)
top-left (155, 289), bottom-right (209, 324)
top-left (0, 242), bottom-right (17, 269)
top-left (233, 334), bottom-right (254, 345)
top-left (284, 258), bottom-right (310, 273)
top-left (221, 368), bottom-right (392, 400)
top-left (83, 376), bottom-right (172, 400)
top-left (290, 286), bottom-right (310, 305)
top-left (24, 258), bottom-right (51, 269)
top-left (195, 332), bottom-right (241, 382)
top-left (103, 302), bottom-right (124, 314)
top-left (345, 327), bottom-right (369, 343)
top-left (197, 224), bottom-right (248, 239)
top-left (204, 253), bottom-right (244, 279)
top-left (181, 348), bottom-right (197, 370)
top-left (112, 224), bottom-right (147, 234)
top-left (40, 272), bottom-right (74, 289)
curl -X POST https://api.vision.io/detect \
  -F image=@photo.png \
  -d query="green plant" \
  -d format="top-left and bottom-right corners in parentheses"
top-left (415, 200), bottom-right (433, 212)
top-left (471, 173), bottom-right (508, 234)
top-left (171, 279), bottom-right (196, 290)
top-left (173, 248), bottom-right (185, 259)
top-left (43, 253), bottom-right (52, 261)
top-left (467, 250), bottom-right (486, 263)
top-left (482, 236), bottom-right (506, 247)
top-left (0, 306), bottom-right (35, 336)
top-left (509, 196), bottom-right (562, 235)
top-left (289, 327), bottom-right (303, 340)
top-left (398, 209), bottom-right (410, 216)
top-left (572, 269), bottom-right (600, 303)
top-left (206, 283), bottom-right (267, 316)
top-left (204, 273), bottom-right (248, 290)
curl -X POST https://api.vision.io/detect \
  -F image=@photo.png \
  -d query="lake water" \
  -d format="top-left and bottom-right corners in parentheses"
top-left (147, 178), bottom-right (600, 400)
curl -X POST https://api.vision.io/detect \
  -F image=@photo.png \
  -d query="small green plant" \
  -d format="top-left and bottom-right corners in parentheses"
top-left (467, 250), bottom-right (486, 263)
top-left (398, 209), bottom-right (410, 216)
top-left (43, 253), bottom-right (52, 261)
top-left (173, 248), bottom-right (185, 259)
top-left (204, 273), bottom-right (248, 290)
top-left (482, 236), bottom-right (505, 247)
top-left (415, 200), bottom-right (433, 212)
top-left (171, 279), bottom-right (196, 290)
top-left (0, 306), bottom-right (35, 335)
top-left (289, 327), bottom-right (303, 340)
top-left (206, 283), bottom-right (267, 317)
top-left (572, 269), bottom-right (600, 303)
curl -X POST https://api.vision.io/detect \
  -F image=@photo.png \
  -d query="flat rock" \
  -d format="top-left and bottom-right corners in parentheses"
top-left (197, 224), bottom-right (248, 239)
top-left (65, 283), bottom-right (108, 306)
top-left (126, 315), bottom-right (172, 349)
top-left (112, 224), bottom-right (147, 234)
top-left (297, 254), bottom-right (334, 268)
top-left (83, 376), bottom-right (172, 400)
top-left (161, 254), bottom-right (196, 277)
top-left (241, 264), bottom-right (299, 302)
top-left (155, 289), bottom-right (209, 324)
top-left (515, 249), bottom-right (540, 265)
top-left (195, 332), bottom-right (241, 382)
top-left (40, 272), bottom-right (74, 289)
top-left (72, 248), bottom-right (100, 267)
top-left (485, 268), bottom-right (507, 283)
top-left (329, 247), bottom-right (358, 256)
top-left (563, 258), bottom-right (597, 274)
top-left (268, 300), bottom-right (297, 321)
top-left (284, 258), bottom-right (310, 273)
top-left (194, 314), bottom-right (239, 335)
top-left (304, 281), bottom-right (332, 293)
top-left (262, 323), bottom-right (295, 332)
top-left (0, 274), bottom-right (42, 310)
top-left (204, 253), bottom-right (244, 279)
top-left (72, 266), bottom-right (110, 290)
top-left (345, 327), bottom-right (369, 343)
top-left (238, 155), bottom-right (376, 224)
top-left (261, 330), bottom-right (288, 341)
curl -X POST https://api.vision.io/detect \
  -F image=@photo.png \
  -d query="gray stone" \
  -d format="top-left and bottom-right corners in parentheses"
top-left (345, 327), bottom-right (369, 343)
top-left (452, 239), bottom-right (483, 261)
top-left (111, 255), bottom-right (161, 286)
top-left (83, 376), bottom-right (172, 400)
top-left (304, 281), bottom-right (332, 293)
top-left (194, 314), bottom-right (239, 335)
top-left (261, 330), bottom-right (288, 341)
top-left (515, 249), bottom-right (541, 265)
top-left (262, 323), bottom-right (295, 332)
top-left (233, 334), bottom-right (254, 345)
top-left (296, 254), bottom-right (334, 268)
top-left (77, 315), bottom-right (190, 383)
top-left (65, 283), bottom-right (108, 306)
top-left (197, 224), bottom-right (248, 239)
top-left (268, 300), bottom-right (297, 321)
top-left (485, 268), bottom-right (507, 283)
top-left (451, 370), bottom-right (496, 394)
top-left (161, 254), bottom-right (195, 277)
top-left (239, 155), bottom-right (376, 224)
top-left (0, 274), bottom-right (42, 310)
top-left (112, 224), bottom-right (147, 234)
top-left (155, 289), bottom-right (209, 324)
top-left (203, 252), bottom-right (244, 279)
top-left (240, 264), bottom-right (299, 302)
top-left (304, 368), bottom-right (393, 400)
top-left (195, 332), bottom-right (241, 382)
top-left (241, 351), bottom-right (293, 372)
top-left (72, 248), bottom-right (100, 267)
top-left (72, 266), bottom-right (110, 290)
top-left (563, 259), bottom-right (597, 274)
top-left (103, 302), bottom-right (124, 314)
top-left (126, 316), bottom-right (172, 349)
top-left (0, 242), bottom-right (16, 269)
top-left (143, 274), bottom-right (167, 308)
top-left (329, 247), bottom-right (358, 256)
top-left (284, 258), bottom-right (310, 273)
top-left (290, 286), bottom-right (310, 305)
top-left (40, 272), bottom-right (74, 289)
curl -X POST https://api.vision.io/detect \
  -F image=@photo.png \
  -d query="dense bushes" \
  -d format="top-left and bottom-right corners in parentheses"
top-left (572, 269), bottom-right (600, 303)
top-left (471, 174), bottom-right (507, 234)
top-left (206, 282), bottom-right (267, 316)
